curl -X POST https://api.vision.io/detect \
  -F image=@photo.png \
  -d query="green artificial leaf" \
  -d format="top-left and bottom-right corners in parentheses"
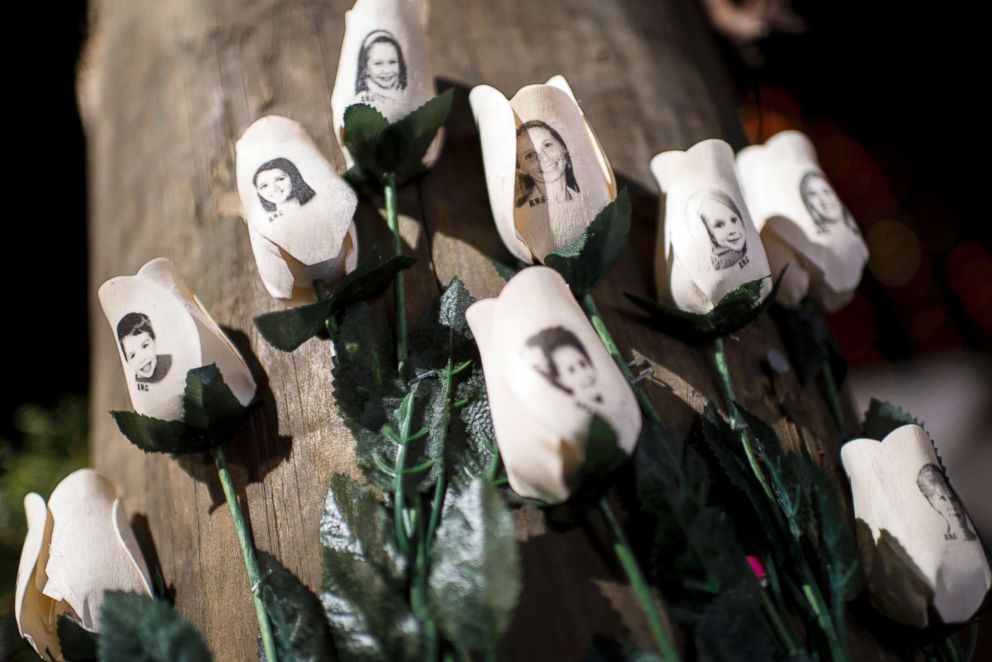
top-left (584, 635), bottom-right (663, 662)
top-left (182, 364), bottom-right (249, 442)
top-left (111, 365), bottom-right (249, 454)
top-left (343, 90), bottom-right (454, 186)
top-left (428, 478), bottom-right (521, 652)
top-left (447, 371), bottom-right (500, 492)
top-left (634, 420), bottom-right (754, 622)
top-left (544, 190), bottom-right (632, 297)
top-left (97, 592), bottom-right (212, 662)
top-left (861, 398), bottom-right (924, 441)
top-left (574, 414), bottom-right (627, 499)
top-left (58, 615), bottom-right (97, 661)
top-left (694, 581), bottom-right (774, 662)
top-left (627, 270), bottom-right (785, 343)
top-left (254, 249), bottom-right (417, 352)
top-left (109, 411), bottom-right (212, 455)
top-left (319, 474), bottom-right (422, 661)
top-left (770, 304), bottom-right (847, 386)
top-left (256, 551), bottom-right (334, 662)
top-left (737, 407), bottom-right (813, 543)
top-left (807, 457), bottom-right (863, 604)
top-left (698, 404), bottom-right (788, 564)
top-left (331, 302), bottom-right (399, 426)
top-left (488, 257), bottom-right (522, 282)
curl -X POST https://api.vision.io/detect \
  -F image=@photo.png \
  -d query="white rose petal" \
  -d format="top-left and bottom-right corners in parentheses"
top-left (737, 130), bottom-right (868, 313)
top-left (15, 470), bottom-right (153, 661)
top-left (235, 115), bottom-right (359, 302)
top-left (650, 139), bottom-right (772, 314)
top-left (331, 0), bottom-right (442, 169)
top-left (470, 76), bottom-right (616, 263)
top-left (98, 258), bottom-right (256, 421)
top-left (841, 425), bottom-right (991, 627)
top-left (466, 266), bottom-right (641, 503)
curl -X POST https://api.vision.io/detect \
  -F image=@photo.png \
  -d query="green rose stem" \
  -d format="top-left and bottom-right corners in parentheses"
top-left (761, 591), bottom-right (799, 657)
top-left (600, 496), bottom-right (680, 661)
top-left (712, 338), bottom-right (848, 661)
top-left (581, 293), bottom-right (679, 660)
top-left (819, 363), bottom-right (847, 437)
top-left (211, 445), bottom-right (278, 662)
top-left (384, 172), bottom-right (408, 373)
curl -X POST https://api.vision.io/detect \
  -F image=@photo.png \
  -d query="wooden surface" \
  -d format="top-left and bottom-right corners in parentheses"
top-left (81, 0), bottom-right (882, 659)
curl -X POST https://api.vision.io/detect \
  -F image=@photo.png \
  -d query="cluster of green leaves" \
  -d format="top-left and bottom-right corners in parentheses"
top-left (544, 190), bottom-right (632, 297)
top-left (254, 248), bottom-right (417, 353)
top-left (342, 90), bottom-right (454, 188)
top-left (770, 302), bottom-right (847, 386)
top-left (320, 279), bottom-right (521, 660)
top-left (699, 402), bottom-right (862, 660)
top-left (110, 365), bottom-right (251, 454)
top-left (633, 418), bottom-right (776, 660)
top-left (627, 271), bottom-right (785, 343)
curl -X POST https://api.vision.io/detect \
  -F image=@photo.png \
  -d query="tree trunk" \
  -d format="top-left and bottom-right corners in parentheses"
top-left (81, 0), bottom-right (894, 659)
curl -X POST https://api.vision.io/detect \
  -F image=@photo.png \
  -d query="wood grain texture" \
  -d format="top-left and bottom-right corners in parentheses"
top-left (81, 0), bottom-right (893, 659)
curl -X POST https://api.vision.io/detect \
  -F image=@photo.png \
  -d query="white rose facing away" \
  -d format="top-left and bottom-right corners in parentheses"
top-left (650, 139), bottom-right (772, 314)
top-left (841, 424), bottom-right (991, 628)
top-left (98, 257), bottom-right (256, 422)
top-left (737, 130), bottom-right (868, 313)
top-left (15, 469), bottom-right (153, 661)
top-left (330, 0), bottom-right (442, 169)
top-left (236, 115), bottom-right (359, 303)
top-left (465, 266), bottom-right (642, 504)
top-left (470, 75), bottom-right (617, 263)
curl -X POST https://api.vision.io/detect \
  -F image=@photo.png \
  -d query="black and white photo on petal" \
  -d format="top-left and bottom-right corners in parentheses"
top-left (525, 326), bottom-right (604, 413)
top-left (253, 157), bottom-right (316, 219)
top-left (514, 120), bottom-right (581, 208)
top-left (116, 312), bottom-right (172, 388)
top-left (917, 463), bottom-right (978, 542)
top-left (686, 189), bottom-right (748, 269)
top-left (354, 29), bottom-right (408, 109)
top-left (800, 170), bottom-right (855, 233)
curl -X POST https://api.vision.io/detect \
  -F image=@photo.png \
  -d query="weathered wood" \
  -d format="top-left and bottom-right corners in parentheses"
top-left (81, 0), bottom-right (892, 659)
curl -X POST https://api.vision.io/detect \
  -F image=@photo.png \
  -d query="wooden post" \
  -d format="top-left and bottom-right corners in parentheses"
top-left (81, 0), bottom-right (894, 659)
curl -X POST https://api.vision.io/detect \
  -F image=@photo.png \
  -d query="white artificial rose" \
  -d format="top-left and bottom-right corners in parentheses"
top-left (737, 130), bottom-right (868, 313)
top-left (841, 425), bottom-right (991, 627)
top-left (331, 0), bottom-right (442, 169)
top-left (236, 115), bottom-right (359, 302)
top-left (465, 266), bottom-right (641, 504)
top-left (15, 469), bottom-right (153, 661)
top-left (98, 258), bottom-right (256, 422)
top-left (650, 139), bottom-right (772, 314)
top-left (470, 75), bottom-right (617, 263)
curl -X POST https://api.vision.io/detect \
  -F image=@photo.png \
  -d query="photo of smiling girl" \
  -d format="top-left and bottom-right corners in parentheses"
top-left (687, 189), bottom-right (748, 269)
top-left (354, 30), bottom-right (408, 111)
top-left (526, 326), bottom-right (604, 415)
top-left (116, 312), bottom-right (172, 388)
top-left (514, 120), bottom-right (581, 208)
top-left (252, 157), bottom-right (316, 221)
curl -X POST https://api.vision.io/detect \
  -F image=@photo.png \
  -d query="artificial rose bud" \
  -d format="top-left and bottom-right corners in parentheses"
top-left (470, 75), bottom-right (617, 264)
top-left (15, 469), bottom-right (153, 661)
top-left (650, 139), bottom-right (772, 314)
top-left (331, 0), bottom-right (442, 168)
top-left (236, 115), bottom-right (359, 302)
top-left (465, 266), bottom-right (641, 504)
top-left (737, 130), bottom-right (868, 313)
top-left (841, 425), bottom-right (991, 628)
top-left (98, 258), bottom-right (256, 422)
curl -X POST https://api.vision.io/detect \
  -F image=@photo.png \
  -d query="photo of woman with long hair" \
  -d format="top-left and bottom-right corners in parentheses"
top-left (252, 157), bottom-right (316, 220)
top-left (800, 170), bottom-right (856, 233)
top-left (514, 120), bottom-right (581, 208)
